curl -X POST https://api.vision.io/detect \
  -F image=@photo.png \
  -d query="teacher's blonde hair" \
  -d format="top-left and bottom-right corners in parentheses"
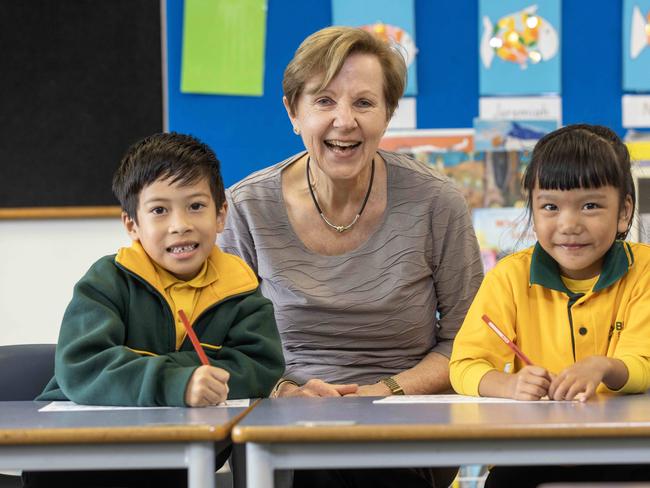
top-left (282, 26), bottom-right (407, 120)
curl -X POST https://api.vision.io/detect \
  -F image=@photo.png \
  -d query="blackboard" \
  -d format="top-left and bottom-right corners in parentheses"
top-left (0, 0), bottom-right (163, 219)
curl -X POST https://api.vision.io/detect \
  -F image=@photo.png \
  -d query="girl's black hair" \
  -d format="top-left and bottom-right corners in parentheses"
top-left (523, 124), bottom-right (635, 240)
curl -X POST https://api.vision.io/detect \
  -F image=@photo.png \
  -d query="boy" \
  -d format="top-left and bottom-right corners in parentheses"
top-left (38, 132), bottom-right (284, 406)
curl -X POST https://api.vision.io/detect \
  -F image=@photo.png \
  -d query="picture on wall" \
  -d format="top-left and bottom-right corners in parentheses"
top-left (332, 0), bottom-right (417, 96)
top-left (479, 0), bottom-right (561, 96)
top-left (473, 119), bottom-right (558, 151)
top-left (623, 0), bottom-right (650, 91)
top-left (380, 130), bottom-right (484, 208)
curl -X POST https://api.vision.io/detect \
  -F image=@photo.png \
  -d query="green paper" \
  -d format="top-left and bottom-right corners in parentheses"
top-left (181, 0), bottom-right (267, 96)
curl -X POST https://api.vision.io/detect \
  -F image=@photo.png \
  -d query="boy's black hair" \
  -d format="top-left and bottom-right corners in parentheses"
top-left (523, 124), bottom-right (635, 239)
top-left (112, 132), bottom-right (225, 223)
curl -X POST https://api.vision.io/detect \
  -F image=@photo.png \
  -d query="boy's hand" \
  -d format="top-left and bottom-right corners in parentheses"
top-left (506, 365), bottom-right (552, 400)
top-left (549, 356), bottom-right (627, 402)
top-left (185, 365), bottom-right (230, 407)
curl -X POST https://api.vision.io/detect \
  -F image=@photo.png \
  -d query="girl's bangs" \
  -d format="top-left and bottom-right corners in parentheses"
top-left (533, 144), bottom-right (622, 191)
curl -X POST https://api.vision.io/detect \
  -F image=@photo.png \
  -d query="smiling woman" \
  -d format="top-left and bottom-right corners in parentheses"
top-left (218, 26), bottom-right (484, 488)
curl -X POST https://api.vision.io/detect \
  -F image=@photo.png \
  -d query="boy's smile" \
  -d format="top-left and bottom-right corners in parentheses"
top-left (123, 176), bottom-right (225, 281)
top-left (532, 184), bottom-right (632, 280)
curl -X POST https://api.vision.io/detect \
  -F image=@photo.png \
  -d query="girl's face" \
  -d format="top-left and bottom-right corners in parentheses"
top-left (532, 183), bottom-right (633, 279)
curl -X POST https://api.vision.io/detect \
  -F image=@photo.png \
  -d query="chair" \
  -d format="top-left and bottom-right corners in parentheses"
top-left (0, 344), bottom-right (55, 401)
top-left (0, 344), bottom-right (55, 487)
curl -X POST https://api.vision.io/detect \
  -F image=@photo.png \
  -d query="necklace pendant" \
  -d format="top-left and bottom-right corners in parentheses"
top-left (336, 225), bottom-right (345, 233)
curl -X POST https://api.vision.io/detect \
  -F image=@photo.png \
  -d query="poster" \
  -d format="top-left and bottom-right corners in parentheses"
top-left (332, 0), bottom-right (417, 96)
top-left (479, 0), bottom-right (561, 95)
top-left (380, 130), bottom-right (484, 208)
top-left (472, 207), bottom-right (536, 271)
top-left (474, 119), bottom-right (557, 152)
top-left (623, 0), bottom-right (650, 92)
top-left (181, 0), bottom-right (267, 96)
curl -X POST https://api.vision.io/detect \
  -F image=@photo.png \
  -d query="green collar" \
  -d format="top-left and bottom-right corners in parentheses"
top-left (529, 240), bottom-right (633, 295)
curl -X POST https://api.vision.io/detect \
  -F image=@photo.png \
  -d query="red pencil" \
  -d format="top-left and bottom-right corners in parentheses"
top-left (178, 309), bottom-right (210, 366)
top-left (481, 314), bottom-right (533, 366)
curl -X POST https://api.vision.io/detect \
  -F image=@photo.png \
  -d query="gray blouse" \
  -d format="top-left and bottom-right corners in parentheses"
top-left (218, 151), bottom-right (483, 385)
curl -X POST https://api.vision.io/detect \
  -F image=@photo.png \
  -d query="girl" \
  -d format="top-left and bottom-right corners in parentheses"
top-left (450, 124), bottom-right (650, 486)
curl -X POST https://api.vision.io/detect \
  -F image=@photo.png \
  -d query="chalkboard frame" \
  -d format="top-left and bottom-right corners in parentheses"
top-left (0, 0), bottom-right (166, 220)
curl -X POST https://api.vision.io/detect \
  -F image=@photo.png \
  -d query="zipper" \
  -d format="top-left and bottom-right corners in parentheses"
top-left (115, 261), bottom-right (257, 352)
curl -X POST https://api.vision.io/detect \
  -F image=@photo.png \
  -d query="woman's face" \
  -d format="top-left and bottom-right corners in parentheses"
top-left (285, 53), bottom-right (389, 182)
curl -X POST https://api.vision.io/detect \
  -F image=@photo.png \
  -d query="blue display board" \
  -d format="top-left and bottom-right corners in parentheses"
top-left (167, 0), bottom-right (624, 187)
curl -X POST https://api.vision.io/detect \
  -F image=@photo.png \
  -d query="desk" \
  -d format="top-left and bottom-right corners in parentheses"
top-left (233, 395), bottom-right (650, 488)
top-left (0, 401), bottom-right (250, 488)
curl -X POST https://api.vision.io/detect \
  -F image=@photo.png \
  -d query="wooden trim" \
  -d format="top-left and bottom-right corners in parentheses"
top-left (0, 424), bottom-right (228, 445)
top-left (232, 423), bottom-right (650, 443)
top-left (0, 206), bottom-right (122, 220)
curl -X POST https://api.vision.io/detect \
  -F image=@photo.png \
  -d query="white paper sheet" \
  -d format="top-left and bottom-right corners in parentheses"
top-left (39, 399), bottom-right (250, 412)
top-left (373, 394), bottom-right (557, 404)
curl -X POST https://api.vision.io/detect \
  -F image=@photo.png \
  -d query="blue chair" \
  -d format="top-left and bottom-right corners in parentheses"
top-left (0, 344), bottom-right (55, 401)
top-left (0, 344), bottom-right (55, 487)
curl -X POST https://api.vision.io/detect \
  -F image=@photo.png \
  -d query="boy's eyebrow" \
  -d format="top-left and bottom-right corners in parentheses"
top-left (141, 192), bottom-right (211, 205)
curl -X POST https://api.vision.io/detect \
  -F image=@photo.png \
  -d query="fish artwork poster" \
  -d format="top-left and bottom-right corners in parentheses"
top-left (623, 0), bottom-right (650, 91)
top-left (332, 0), bottom-right (417, 96)
top-left (479, 0), bottom-right (561, 96)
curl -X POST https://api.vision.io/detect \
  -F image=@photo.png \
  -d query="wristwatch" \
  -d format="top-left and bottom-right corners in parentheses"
top-left (380, 376), bottom-right (405, 395)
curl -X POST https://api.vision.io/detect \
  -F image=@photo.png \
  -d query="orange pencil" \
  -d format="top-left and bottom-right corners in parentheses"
top-left (178, 309), bottom-right (210, 366)
top-left (481, 314), bottom-right (533, 366)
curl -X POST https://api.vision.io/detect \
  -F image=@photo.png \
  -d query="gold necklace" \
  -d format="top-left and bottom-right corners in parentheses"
top-left (306, 156), bottom-right (375, 233)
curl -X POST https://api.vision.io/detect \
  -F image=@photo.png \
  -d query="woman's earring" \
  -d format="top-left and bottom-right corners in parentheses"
top-left (293, 126), bottom-right (300, 135)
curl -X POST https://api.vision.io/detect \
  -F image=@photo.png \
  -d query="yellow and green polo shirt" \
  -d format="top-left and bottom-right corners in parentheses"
top-left (450, 241), bottom-right (650, 396)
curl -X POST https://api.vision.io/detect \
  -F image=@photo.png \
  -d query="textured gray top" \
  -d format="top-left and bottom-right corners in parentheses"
top-left (218, 151), bottom-right (483, 385)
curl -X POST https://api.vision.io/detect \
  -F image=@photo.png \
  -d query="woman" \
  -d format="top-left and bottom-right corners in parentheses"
top-left (219, 26), bottom-right (483, 488)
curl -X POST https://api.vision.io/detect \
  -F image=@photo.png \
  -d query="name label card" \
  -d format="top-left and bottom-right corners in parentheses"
top-left (623, 95), bottom-right (650, 128)
top-left (480, 96), bottom-right (562, 123)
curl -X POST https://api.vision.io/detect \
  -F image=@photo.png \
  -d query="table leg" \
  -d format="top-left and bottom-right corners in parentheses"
top-left (247, 443), bottom-right (274, 488)
top-left (187, 442), bottom-right (215, 488)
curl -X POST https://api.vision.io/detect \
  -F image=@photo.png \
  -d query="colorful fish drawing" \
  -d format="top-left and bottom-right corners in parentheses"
top-left (630, 5), bottom-right (650, 59)
top-left (480, 4), bottom-right (559, 69)
top-left (360, 22), bottom-right (417, 67)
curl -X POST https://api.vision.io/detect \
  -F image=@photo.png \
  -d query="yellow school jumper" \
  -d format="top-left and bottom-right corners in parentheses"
top-left (450, 241), bottom-right (650, 396)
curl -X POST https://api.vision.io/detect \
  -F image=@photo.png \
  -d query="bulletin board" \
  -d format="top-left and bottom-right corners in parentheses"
top-left (0, 0), bottom-right (164, 219)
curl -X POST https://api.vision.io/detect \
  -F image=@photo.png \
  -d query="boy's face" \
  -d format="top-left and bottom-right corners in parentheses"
top-left (123, 176), bottom-right (226, 281)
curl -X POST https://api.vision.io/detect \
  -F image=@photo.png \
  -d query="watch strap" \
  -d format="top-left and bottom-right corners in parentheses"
top-left (380, 376), bottom-right (405, 395)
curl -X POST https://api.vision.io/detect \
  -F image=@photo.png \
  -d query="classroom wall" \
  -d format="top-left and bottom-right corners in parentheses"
top-left (0, 219), bottom-right (129, 345)
top-left (0, 0), bottom-right (628, 345)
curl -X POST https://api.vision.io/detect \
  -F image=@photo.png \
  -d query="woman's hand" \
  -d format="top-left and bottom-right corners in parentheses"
top-left (548, 356), bottom-right (628, 402)
top-left (344, 382), bottom-right (392, 397)
top-left (276, 378), bottom-right (358, 397)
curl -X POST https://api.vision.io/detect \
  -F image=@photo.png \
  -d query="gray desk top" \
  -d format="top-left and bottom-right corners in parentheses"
top-left (232, 395), bottom-right (650, 443)
top-left (0, 401), bottom-right (251, 445)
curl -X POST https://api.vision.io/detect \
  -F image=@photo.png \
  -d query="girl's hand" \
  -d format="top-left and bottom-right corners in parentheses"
top-left (185, 365), bottom-right (230, 407)
top-left (276, 378), bottom-right (358, 398)
top-left (549, 356), bottom-right (619, 402)
top-left (507, 365), bottom-right (552, 400)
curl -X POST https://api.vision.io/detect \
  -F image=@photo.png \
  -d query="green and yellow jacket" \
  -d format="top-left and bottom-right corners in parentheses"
top-left (38, 243), bottom-right (284, 406)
